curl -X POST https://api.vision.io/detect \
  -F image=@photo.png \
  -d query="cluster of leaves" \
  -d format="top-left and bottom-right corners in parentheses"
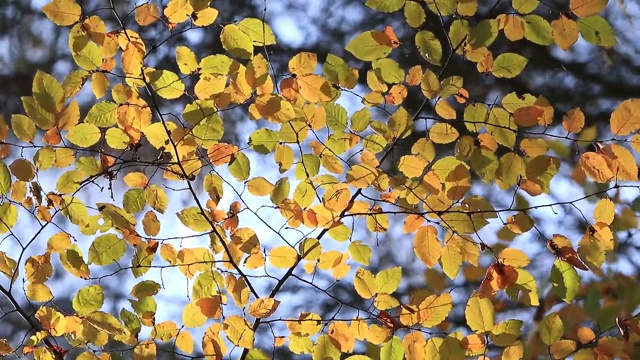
top-left (0, 0), bottom-right (639, 359)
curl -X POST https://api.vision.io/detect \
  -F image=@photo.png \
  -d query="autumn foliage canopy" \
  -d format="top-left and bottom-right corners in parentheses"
top-left (0, 0), bottom-right (639, 359)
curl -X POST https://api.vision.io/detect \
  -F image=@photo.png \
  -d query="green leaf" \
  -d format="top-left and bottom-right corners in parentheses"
top-left (56, 170), bottom-right (84, 194)
top-left (97, 203), bottom-right (137, 231)
top-left (229, 152), bottom-right (251, 181)
top-left (539, 312), bottom-right (563, 345)
top-left (192, 114), bottom-right (224, 148)
top-left (11, 114), bottom-right (37, 143)
top-left (61, 196), bottom-right (89, 226)
top-left (177, 207), bottom-right (213, 232)
top-left (237, 18), bottom-right (276, 46)
top-left (324, 103), bottom-right (348, 131)
top-left (523, 15), bottom-right (554, 45)
top-left (0, 203), bottom-right (18, 234)
top-left (492, 53), bottom-right (528, 78)
top-left (372, 59), bottom-right (404, 84)
top-left (0, 162), bottom-right (11, 196)
top-left (221, 24), bottom-right (254, 59)
top-left (470, 19), bottom-right (499, 48)
top-left (512, 0), bottom-right (539, 14)
top-left (249, 128), bottom-right (279, 154)
top-left (346, 30), bottom-right (393, 61)
top-left (404, 1), bottom-right (426, 28)
top-left (66, 123), bottom-right (102, 147)
top-left (146, 69), bottom-right (185, 100)
top-left (415, 30), bottom-right (442, 65)
top-left (85, 101), bottom-right (118, 127)
top-left (380, 336), bottom-right (404, 360)
top-left (72, 41), bottom-right (102, 70)
top-left (88, 234), bottom-right (126, 266)
top-left (73, 284), bottom-right (104, 316)
top-left (295, 154), bottom-right (320, 179)
top-left (375, 267), bottom-right (401, 294)
top-left (578, 16), bottom-right (617, 46)
top-left (123, 188), bottom-right (147, 214)
top-left (130, 280), bottom-right (161, 299)
top-left (270, 178), bottom-right (290, 205)
top-left (550, 259), bottom-right (579, 303)
top-left (365, 0), bottom-right (405, 12)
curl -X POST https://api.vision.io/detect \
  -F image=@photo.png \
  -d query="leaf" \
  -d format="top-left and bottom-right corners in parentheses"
top-left (380, 336), bottom-right (405, 360)
top-left (11, 114), bottom-right (37, 143)
top-left (523, 15), bottom-right (554, 45)
top-left (580, 152), bottom-right (614, 183)
top-left (492, 53), bottom-right (528, 78)
top-left (224, 315), bottom-right (254, 348)
top-left (551, 15), bottom-right (579, 50)
top-left (237, 18), bottom-right (276, 46)
top-left (0, 203), bottom-right (18, 234)
top-left (73, 284), bottom-right (104, 316)
top-left (415, 30), bottom-right (442, 65)
top-left (221, 24), bottom-right (254, 59)
top-left (578, 16), bottom-right (617, 46)
top-left (465, 294), bottom-right (495, 333)
top-left (375, 266), bottom-right (401, 294)
top-left (419, 293), bottom-right (453, 327)
top-left (177, 207), bottom-right (213, 232)
top-left (42, 0), bottom-right (82, 26)
top-left (366, 0), bottom-right (405, 12)
top-left (146, 69), bottom-right (185, 99)
top-left (346, 30), bottom-right (393, 61)
top-left (594, 198), bottom-right (615, 225)
top-left (248, 298), bottom-right (280, 318)
top-left (570, 0), bottom-right (608, 17)
top-left (88, 234), bottom-right (126, 266)
top-left (610, 98), bottom-right (640, 136)
top-left (414, 225), bottom-right (442, 267)
top-left (539, 312), bottom-right (564, 345)
top-left (0, 251), bottom-right (17, 281)
top-left (268, 246), bottom-right (298, 268)
top-left (550, 259), bottom-right (579, 303)
top-left (66, 123), bottom-right (102, 147)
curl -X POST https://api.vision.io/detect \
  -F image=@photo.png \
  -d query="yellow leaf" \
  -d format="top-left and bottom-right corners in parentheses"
top-left (607, 144), bottom-right (638, 181)
top-left (551, 15), bottom-right (579, 50)
top-left (354, 267), bottom-right (377, 299)
top-left (182, 300), bottom-right (207, 328)
top-left (26, 283), bottom-right (54, 302)
top-left (440, 241), bottom-right (462, 279)
top-left (430, 122), bottom-right (459, 144)
top-left (133, 340), bottom-right (156, 360)
top-left (403, 332), bottom-right (426, 360)
top-left (506, 212), bottom-right (534, 234)
top-left (398, 155), bottom-right (427, 178)
top-left (248, 298), bottom-right (281, 318)
top-left (420, 69), bottom-right (440, 99)
top-left (287, 312), bottom-right (322, 336)
top-left (570, 0), bottom-right (607, 17)
top-left (375, 266), bottom-right (401, 294)
top-left (164, 0), bottom-right (193, 24)
top-left (346, 164), bottom-right (378, 188)
top-left (135, 3), bottom-right (160, 26)
top-left (610, 98), bottom-right (640, 136)
top-left (419, 293), bottom-right (453, 327)
top-left (435, 99), bottom-right (457, 120)
top-left (297, 74), bottom-right (333, 103)
top-left (289, 52), bottom-right (317, 75)
top-left (593, 198), bottom-right (614, 225)
top-left (465, 294), bottom-right (495, 333)
top-left (42, 0), bottom-right (81, 26)
top-left (36, 306), bottom-right (67, 336)
top-left (268, 246), bottom-right (298, 268)
top-left (498, 248), bottom-right (530, 268)
top-left (224, 315), bottom-right (254, 348)
top-left (580, 152), bottom-right (614, 183)
top-left (562, 108), bottom-right (584, 133)
top-left (550, 339), bottom-right (576, 359)
top-left (175, 331), bottom-right (194, 354)
top-left (328, 321), bottom-right (355, 353)
top-left (247, 177), bottom-right (275, 196)
top-left (413, 225), bottom-right (442, 268)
